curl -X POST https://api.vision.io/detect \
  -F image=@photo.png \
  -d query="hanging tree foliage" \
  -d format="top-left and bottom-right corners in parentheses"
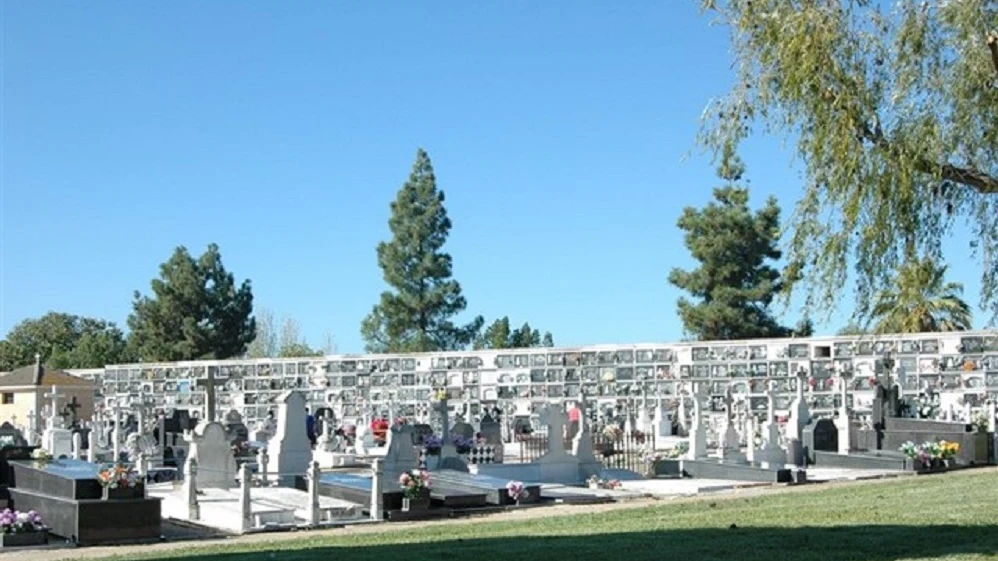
top-left (697, 0), bottom-right (998, 324)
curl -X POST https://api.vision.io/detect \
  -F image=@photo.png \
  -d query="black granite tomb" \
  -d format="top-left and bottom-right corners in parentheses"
top-left (430, 470), bottom-right (541, 505)
top-left (802, 418), bottom-right (838, 462)
top-left (7, 459), bottom-right (161, 545)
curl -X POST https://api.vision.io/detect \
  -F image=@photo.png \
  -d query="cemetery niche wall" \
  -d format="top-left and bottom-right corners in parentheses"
top-left (78, 332), bottom-right (998, 443)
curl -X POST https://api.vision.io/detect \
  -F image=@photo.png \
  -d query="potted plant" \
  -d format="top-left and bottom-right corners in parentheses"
top-left (0, 508), bottom-right (47, 548)
top-left (398, 469), bottom-right (431, 511)
top-left (96, 463), bottom-right (142, 500)
top-left (453, 435), bottom-right (474, 455)
top-left (423, 435), bottom-right (442, 456)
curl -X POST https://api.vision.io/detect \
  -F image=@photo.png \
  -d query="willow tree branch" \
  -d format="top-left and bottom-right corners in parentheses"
top-left (989, 33), bottom-right (998, 79)
top-left (861, 123), bottom-right (998, 195)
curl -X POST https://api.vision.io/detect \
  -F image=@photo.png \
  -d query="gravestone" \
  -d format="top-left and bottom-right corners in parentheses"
top-left (185, 422), bottom-right (236, 489)
top-left (539, 403), bottom-right (568, 457)
top-left (266, 391), bottom-right (313, 487)
top-left (451, 420), bottom-right (474, 441)
top-left (0, 422), bottom-right (27, 448)
top-left (686, 383), bottom-right (708, 459)
top-left (379, 424), bottom-right (419, 492)
top-left (432, 396), bottom-right (468, 471)
top-left (803, 418), bottom-right (838, 462)
top-left (570, 396), bottom-right (601, 479)
top-left (224, 409), bottom-right (250, 446)
top-left (411, 423), bottom-right (434, 445)
top-left (477, 414), bottom-right (502, 446)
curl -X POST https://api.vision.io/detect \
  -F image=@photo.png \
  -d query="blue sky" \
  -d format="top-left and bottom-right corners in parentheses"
top-left (0, 2), bottom-right (985, 354)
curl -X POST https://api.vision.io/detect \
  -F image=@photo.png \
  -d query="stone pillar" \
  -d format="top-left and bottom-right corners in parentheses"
top-left (239, 463), bottom-right (252, 532)
top-left (158, 413), bottom-right (167, 453)
top-left (87, 438), bottom-right (96, 463)
top-left (307, 461), bottom-right (321, 526)
top-left (988, 400), bottom-right (997, 433)
top-left (370, 459), bottom-right (383, 521)
top-left (835, 370), bottom-right (853, 455)
top-left (136, 450), bottom-right (148, 477)
top-left (686, 383), bottom-right (707, 460)
top-left (745, 415), bottom-right (757, 463)
top-left (72, 432), bottom-right (83, 460)
top-left (112, 412), bottom-right (121, 462)
top-left (257, 447), bottom-right (269, 487)
top-left (183, 456), bottom-right (199, 521)
top-left (787, 369), bottom-right (810, 441)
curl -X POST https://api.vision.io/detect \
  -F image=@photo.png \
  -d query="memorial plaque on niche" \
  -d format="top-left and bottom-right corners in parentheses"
top-left (961, 337), bottom-right (984, 353)
top-left (692, 348), bottom-right (710, 362)
top-left (789, 344), bottom-right (810, 359)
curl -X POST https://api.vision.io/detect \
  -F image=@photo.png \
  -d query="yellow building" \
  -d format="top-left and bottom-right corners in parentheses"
top-left (0, 361), bottom-right (96, 434)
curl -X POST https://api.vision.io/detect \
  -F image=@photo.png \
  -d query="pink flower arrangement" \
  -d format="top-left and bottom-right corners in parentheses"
top-left (398, 469), bottom-right (430, 499)
top-left (506, 480), bottom-right (526, 502)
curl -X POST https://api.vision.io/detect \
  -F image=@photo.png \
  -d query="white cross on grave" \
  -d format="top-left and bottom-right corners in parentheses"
top-left (45, 386), bottom-right (62, 429)
top-left (195, 369), bottom-right (228, 423)
top-left (541, 403), bottom-right (567, 456)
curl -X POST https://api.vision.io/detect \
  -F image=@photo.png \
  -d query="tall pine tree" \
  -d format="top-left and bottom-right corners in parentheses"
top-left (361, 149), bottom-right (483, 353)
top-left (668, 159), bottom-right (793, 341)
top-left (128, 244), bottom-right (256, 361)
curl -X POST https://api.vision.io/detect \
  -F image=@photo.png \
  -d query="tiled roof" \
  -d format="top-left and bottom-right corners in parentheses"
top-left (0, 364), bottom-right (95, 388)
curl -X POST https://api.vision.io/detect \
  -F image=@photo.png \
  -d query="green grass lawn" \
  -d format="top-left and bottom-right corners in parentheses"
top-left (101, 471), bottom-right (998, 561)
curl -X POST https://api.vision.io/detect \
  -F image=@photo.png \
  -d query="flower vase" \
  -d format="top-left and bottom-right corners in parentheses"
top-left (102, 486), bottom-right (111, 501)
top-left (402, 498), bottom-right (411, 512)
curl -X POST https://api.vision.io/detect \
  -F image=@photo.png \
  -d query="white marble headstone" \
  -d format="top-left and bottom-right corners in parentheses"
top-left (266, 390), bottom-right (313, 486)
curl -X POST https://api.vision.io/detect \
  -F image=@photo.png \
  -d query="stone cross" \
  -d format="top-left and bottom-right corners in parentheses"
top-left (63, 397), bottom-right (82, 427)
top-left (723, 385), bottom-right (735, 421)
top-left (835, 364), bottom-right (853, 454)
top-left (196, 369), bottom-right (228, 423)
top-left (26, 410), bottom-right (41, 446)
top-left (541, 403), bottom-right (568, 456)
top-left (45, 386), bottom-right (62, 429)
top-left (795, 367), bottom-right (808, 397)
top-left (435, 394), bottom-right (452, 446)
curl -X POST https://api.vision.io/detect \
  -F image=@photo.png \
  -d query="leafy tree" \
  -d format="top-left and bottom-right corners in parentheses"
top-left (836, 322), bottom-right (870, 337)
top-left (361, 149), bottom-right (483, 352)
top-left (128, 244), bottom-right (255, 361)
top-left (698, 1), bottom-right (998, 325)
top-left (246, 308), bottom-right (327, 358)
top-left (474, 317), bottom-right (555, 349)
top-left (871, 257), bottom-right (973, 334)
top-left (246, 308), bottom-right (279, 359)
top-left (0, 312), bottom-right (132, 371)
top-left (668, 160), bottom-right (794, 340)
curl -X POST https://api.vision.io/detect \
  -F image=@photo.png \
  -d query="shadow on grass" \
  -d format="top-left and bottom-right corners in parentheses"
top-left (134, 524), bottom-right (998, 561)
